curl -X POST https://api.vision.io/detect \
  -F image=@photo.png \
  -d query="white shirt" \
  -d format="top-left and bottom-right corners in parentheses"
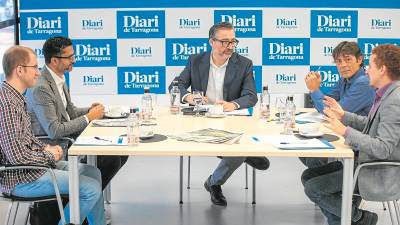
top-left (46, 66), bottom-right (89, 123)
top-left (206, 55), bottom-right (228, 104)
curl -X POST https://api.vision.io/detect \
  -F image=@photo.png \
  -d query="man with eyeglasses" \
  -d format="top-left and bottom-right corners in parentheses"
top-left (25, 36), bottom-right (128, 224)
top-left (168, 22), bottom-right (269, 206)
top-left (300, 41), bottom-right (375, 169)
top-left (0, 46), bottom-right (106, 225)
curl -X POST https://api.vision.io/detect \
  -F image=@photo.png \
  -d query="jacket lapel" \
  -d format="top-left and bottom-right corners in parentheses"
top-left (223, 53), bottom-right (238, 100)
top-left (199, 53), bottom-right (211, 94)
top-left (42, 67), bottom-right (70, 121)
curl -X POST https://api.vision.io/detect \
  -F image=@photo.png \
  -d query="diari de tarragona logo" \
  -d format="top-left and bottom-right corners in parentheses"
top-left (20, 12), bottom-right (68, 40)
top-left (166, 38), bottom-right (210, 66)
top-left (83, 75), bottom-right (105, 86)
top-left (73, 39), bottom-right (117, 67)
top-left (81, 19), bottom-right (104, 31)
top-left (178, 17), bottom-right (201, 29)
top-left (370, 18), bottom-right (392, 30)
top-left (117, 10), bottom-right (165, 38)
top-left (358, 38), bottom-right (400, 65)
top-left (214, 10), bottom-right (262, 37)
top-left (263, 38), bottom-right (310, 65)
top-left (118, 67), bottom-right (166, 94)
top-left (275, 17), bottom-right (298, 29)
top-left (311, 10), bottom-right (357, 38)
top-left (310, 66), bottom-right (339, 94)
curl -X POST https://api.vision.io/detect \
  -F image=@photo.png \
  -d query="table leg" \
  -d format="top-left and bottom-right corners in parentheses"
top-left (341, 158), bottom-right (354, 225)
top-left (179, 156), bottom-right (183, 204)
top-left (69, 156), bottom-right (80, 224)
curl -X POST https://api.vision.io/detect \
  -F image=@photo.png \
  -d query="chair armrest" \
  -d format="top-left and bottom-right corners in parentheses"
top-left (353, 160), bottom-right (400, 191)
top-left (36, 135), bottom-right (75, 146)
top-left (0, 164), bottom-right (52, 172)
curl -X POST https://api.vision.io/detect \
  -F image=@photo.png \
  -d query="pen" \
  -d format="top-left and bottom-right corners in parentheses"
top-left (94, 136), bottom-right (112, 142)
top-left (280, 141), bottom-right (308, 145)
top-left (252, 137), bottom-right (260, 142)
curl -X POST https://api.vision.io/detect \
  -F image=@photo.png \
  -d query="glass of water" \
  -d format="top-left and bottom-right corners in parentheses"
top-left (192, 90), bottom-right (203, 117)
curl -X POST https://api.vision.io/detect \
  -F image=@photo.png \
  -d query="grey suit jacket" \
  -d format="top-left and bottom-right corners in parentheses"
top-left (26, 66), bottom-right (89, 140)
top-left (343, 81), bottom-right (400, 201)
top-left (168, 52), bottom-right (258, 109)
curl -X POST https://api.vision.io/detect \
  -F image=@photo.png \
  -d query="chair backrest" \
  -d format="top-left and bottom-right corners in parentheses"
top-left (0, 73), bottom-right (4, 82)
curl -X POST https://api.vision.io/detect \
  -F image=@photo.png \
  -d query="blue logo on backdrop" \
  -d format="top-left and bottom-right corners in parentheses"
top-left (235, 45), bottom-right (250, 58)
top-left (310, 66), bottom-right (339, 94)
top-left (275, 73), bottom-right (297, 85)
top-left (263, 38), bottom-right (310, 65)
top-left (322, 45), bottom-right (335, 57)
top-left (275, 17), bottom-right (298, 30)
top-left (311, 10), bottom-right (357, 38)
top-left (73, 39), bottom-right (117, 67)
top-left (130, 46), bottom-right (153, 58)
top-left (370, 18), bottom-right (392, 30)
top-left (118, 67), bottom-right (166, 94)
top-left (358, 38), bottom-right (400, 65)
top-left (253, 66), bottom-right (262, 93)
top-left (81, 19), bottom-right (103, 31)
top-left (34, 48), bottom-right (45, 60)
top-left (83, 75), bottom-right (105, 86)
top-left (178, 17), bottom-right (201, 29)
top-left (166, 38), bottom-right (209, 66)
top-left (20, 12), bottom-right (68, 40)
top-left (117, 11), bottom-right (165, 38)
top-left (214, 10), bottom-right (262, 37)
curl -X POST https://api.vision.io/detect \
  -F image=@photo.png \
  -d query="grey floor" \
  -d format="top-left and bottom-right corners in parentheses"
top-left (0, 157), bottom-right (394, 225)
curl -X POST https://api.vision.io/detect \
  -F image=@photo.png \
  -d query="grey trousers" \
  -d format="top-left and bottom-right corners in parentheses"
top-left (210, 157), bottom-right (246, 186)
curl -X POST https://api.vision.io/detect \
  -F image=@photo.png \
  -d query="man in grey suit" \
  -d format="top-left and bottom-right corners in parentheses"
top-left (25, 37), bottom-right (128, 217)
top-left (302, 44), bottom-right (400, 225)
top-left (169, 22), bottom-right (269, 206)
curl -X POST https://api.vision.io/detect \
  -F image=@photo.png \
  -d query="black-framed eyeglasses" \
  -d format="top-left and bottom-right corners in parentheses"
top-left (212, 38), bottom-right (239, 47)
top-left (54, 53), bottom-right (75, 60)
top-left (18, 64), bottom-right (39, 70)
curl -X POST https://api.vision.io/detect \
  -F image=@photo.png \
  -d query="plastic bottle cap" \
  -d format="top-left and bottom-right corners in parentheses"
top-left (144, 87), bottom-right (150, 93)
top-left (263, 86), bottom-right (268, 91)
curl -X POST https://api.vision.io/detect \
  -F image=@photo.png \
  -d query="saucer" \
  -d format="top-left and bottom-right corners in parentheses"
top-left (140, 131), bottom-right (155, 140)
top-left (205, 112), bottom-right (226, 118)
top-left (105, 112), bottom-right (128, 119)
top-left (299, 131), bottom-right (324, 138)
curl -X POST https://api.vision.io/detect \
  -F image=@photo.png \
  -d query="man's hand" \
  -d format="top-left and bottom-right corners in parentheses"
top-left (45, 145), bottom-right (63, 161)
top-left (86, 105), bottom-right (104, 121)
top-left (323, 96), bottom-right (345, 121)
top-left (89, 102), bottom-right (102, 110)
top-left (305, 71), bottom-right (322, 92)
top-left (216, 100), bottom-right (237, 112)
top-left (324, 116), bottom-right (347, 136)
top-left (184, 94), bottom-right (208, 105)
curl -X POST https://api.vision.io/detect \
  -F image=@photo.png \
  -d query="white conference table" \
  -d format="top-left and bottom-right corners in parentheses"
top-left (68, 107), bottom-right (354, 225)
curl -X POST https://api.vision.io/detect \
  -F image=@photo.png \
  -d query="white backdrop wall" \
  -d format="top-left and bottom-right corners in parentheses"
top-left (18, 1), bottom-right (400, 107)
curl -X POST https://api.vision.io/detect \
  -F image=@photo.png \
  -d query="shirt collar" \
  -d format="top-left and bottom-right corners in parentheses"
top-left (346, 68), bottom-right (365, 84)
top-left (46, 65), bottom-right (65, 87)
top-left (210, 53), bottom-right (230, 69)
top-left (2, 81), bottom-right (25, 107)
top-left (376, 82), bottom-right (394, 99)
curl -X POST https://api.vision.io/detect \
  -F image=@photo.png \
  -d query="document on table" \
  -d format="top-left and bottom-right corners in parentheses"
top-left (225, 108), bottom-right (251, 116)
top-left (75, 136), bottom-right (127, 146)
top-left (250, 135), bottom-right (334, 150)
top-left (92, 119), bottom-right (127, 127)
top-left (295, 112), bottom-right (325, 123)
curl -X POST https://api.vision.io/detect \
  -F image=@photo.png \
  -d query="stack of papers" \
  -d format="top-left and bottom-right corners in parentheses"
top-left (75, 136), bottom-right (127, 146)
top-left (92, 119), bottom-right (127, 127)
top-left (295, 112), bottom-right (325, 123)
top-left (250, 135), bottom-right (334, 150)
top-left (225, 108), bottom-right (251, 116)
top-left (169, 128), bottom-right (243, 144)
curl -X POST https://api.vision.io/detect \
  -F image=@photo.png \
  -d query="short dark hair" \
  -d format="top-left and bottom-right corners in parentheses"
top-left (372, 44), bottom-right (400, 80)
top-left (43, 36), bottom-right (73, 64)
top-left (2, 46), bottom-right (34, 78)
top-left (332, 41), bottom-right (364, 67)
top-left (209, 22), bottom-right (234, 39)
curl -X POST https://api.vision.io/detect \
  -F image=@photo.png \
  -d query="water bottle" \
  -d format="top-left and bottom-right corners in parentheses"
top-left (141, 87), bottom-right (152, 121)
top-left (259, 85), bottom-right (270, 120)
top-left (127, 108), bottom-right (140, 146)
top-left (283, 96), bottom-right (296, 135)
top-left (170, 81), bottom-right (181, 115)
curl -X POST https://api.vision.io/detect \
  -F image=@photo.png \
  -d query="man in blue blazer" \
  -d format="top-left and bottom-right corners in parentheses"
top-left (169, 22), bottom-right (269, 206)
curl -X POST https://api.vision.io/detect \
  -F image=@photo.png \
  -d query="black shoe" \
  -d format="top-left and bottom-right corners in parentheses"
top-left (353, 210), bottom-right (378, 225)
top-left (244, 157), bottom-right (270, 170)
top-left (204, 175), bottom-right (227, 206)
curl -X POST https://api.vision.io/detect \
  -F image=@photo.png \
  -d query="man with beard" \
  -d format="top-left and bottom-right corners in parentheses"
top-left (169, 22), bottom-right (269, 206)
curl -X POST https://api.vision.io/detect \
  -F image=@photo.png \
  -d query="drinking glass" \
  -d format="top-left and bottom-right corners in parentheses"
top-left (192, 90), bottom-right (203, 117)
top-left (275, 97), bottom-right (286, 124)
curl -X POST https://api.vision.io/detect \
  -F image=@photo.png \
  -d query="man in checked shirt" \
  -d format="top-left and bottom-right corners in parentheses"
top-left (0, 46), bottom-right (106, 225)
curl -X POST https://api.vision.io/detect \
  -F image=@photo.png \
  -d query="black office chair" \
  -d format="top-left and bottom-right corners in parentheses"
top-left (353, 161), bottom-right (400, 225)
top-left (0, 165), bottom-right (67, 225)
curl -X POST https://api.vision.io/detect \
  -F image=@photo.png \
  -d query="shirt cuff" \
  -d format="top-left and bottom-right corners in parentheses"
top-left (182, 93), bottom-right (191, 103)
top-left (231, 101), bottom-right (240, 109)
top-left (83, 115), bottom-right (89, 124)
top-left (343, 126), bottom-right (350, 138)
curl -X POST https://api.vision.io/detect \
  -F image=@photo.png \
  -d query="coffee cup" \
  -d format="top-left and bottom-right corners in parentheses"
top-left (300, 124), bottom-right (321, 134)
top-left (209, 105), bottom-right (224, 115)
top-left (109, 106), bottom-right (124, 116)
